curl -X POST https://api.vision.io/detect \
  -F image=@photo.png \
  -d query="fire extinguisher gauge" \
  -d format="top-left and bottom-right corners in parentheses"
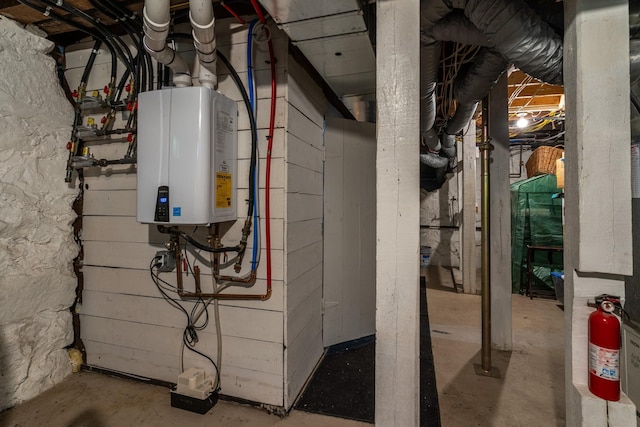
top-left (601, 301), bottom-right (615, 313)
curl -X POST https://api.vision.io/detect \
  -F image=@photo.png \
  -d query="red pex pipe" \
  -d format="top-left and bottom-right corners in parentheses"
top-left (250, 0), bottom-right (275, 299)
top-left (221, 1), bottom-right (246, 25)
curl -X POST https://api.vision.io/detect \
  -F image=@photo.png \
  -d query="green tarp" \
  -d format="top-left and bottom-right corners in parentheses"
top-left (511, 174), bottom-right (563, 294)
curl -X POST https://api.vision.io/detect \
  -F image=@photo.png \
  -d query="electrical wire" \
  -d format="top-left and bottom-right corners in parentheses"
top-left (150, 257), bottom-right (220, 390)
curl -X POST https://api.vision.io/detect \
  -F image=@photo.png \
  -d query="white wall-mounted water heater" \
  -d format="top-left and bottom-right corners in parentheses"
top-left (136, 87), bottom-right (238, 225)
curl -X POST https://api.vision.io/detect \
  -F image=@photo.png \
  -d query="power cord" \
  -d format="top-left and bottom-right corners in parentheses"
top-left (149, 256), bottom-right (221, 391)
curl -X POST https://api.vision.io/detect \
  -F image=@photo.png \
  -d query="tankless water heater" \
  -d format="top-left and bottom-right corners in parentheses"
top-left (136, 87), bottom-right (237, 225)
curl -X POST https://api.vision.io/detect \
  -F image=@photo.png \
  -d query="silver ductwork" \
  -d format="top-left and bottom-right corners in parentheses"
top-left (420, 40), bottom-right (441, 146)
top-left (464, 0), bottom-right (563, 85)
top-left (419, 0), bottom-right (563, 170)
top-left (427, 11), bottom-right (489, 47)
top-left (445, 48), bottom-right (508, 135)
top-left (421, 153), bottom-right (450, 169)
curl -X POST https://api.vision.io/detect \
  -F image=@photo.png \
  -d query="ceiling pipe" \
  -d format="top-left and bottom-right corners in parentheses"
top-left (143, 0), bottom-right (191, 87)
top-left (189, 0), bottom-right (217, 89)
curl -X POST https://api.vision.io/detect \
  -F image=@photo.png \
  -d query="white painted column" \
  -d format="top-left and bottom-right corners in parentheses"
top-left (564, 0), bottom-right (636, 424)
top-left (375, 0), bottom-right (420, 425)
top-left (462, 121), bottom-right (478, 295)
top-left (488, 75), bottom-right (512, 351)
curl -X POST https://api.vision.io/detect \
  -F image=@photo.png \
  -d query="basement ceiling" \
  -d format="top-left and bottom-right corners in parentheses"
top-left (0, 0), bottom-right (564, 127)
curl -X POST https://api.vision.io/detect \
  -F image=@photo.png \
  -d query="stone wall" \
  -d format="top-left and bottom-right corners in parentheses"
top-left (0, 17), bottom-right (77, 410)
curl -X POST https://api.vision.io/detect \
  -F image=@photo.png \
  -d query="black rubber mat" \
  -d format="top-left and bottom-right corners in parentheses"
top-left (420, 276), bottom-right (442, 426)
top-left (295, 336), bottom-right (375, 423)
top-left (294, 277), bottom-right (441, 425)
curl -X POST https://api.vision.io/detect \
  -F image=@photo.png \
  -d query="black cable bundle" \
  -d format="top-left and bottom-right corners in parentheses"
top-left (149, 257), bottom-right (221, 389)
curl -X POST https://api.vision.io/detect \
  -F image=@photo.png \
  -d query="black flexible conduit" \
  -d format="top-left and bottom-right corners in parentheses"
top-left (217, 49), bottom-right (258, 219)
top-left (17, 0), bottom-right (117, 85)
top-left (157, 226), bottom-right (242, 253)
top-left (38, 0), bottom-right (136, 77)
top-left (80, 39), bottom-right (102, 85)
top-left (88, 0), bottom-right (154, 92)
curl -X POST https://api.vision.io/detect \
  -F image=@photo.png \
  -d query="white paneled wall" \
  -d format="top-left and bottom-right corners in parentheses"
top-left (64, 18), bottom-right (331, 410)
top-left (323, 117), bottom-right (376, 348)
top-left (283, 57), bottom-right (327, 407)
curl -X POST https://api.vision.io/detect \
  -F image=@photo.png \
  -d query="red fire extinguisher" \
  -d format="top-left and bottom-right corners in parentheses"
top-left (588, 300), bottom-right (621, 401)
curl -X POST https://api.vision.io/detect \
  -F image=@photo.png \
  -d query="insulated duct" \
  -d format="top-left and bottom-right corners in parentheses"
top-left (420, 153), bottom-right (450, 169)
top-left (419, 0), bottom-right (563, 172)
top-left (427, 11), bottom-right (489, 47)
top-left (420, 41), bottom-right (441, 148)
top-left (420, 0), bottom-right (453, 29)
top-left (463, 0), bottom-right (563, 85)
top-left (189, 0), bottom-right (217, 88)
top-left (143, 0), bottom-right (191, 87)
top-left (445, 48), bottom-right (508, 135)
top-left (419, 0), bottom-right (454, 144)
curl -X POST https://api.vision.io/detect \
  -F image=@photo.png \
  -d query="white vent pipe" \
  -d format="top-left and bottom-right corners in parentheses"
top-left (143, 0), bottom-right (191, 87)
top-left (189, 0), bottom-right (217, 89)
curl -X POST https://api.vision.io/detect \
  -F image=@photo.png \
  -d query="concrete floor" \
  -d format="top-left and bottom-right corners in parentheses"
top-left (0, 371), bottom-right (369, 427)
top-left (427, 267), bottom-right (565, 426)
top-left (1, 267), bottom-right (564, 426)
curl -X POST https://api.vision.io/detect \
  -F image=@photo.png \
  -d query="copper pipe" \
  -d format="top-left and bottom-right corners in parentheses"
top-left (194, 265), bottom-right (201, 294)
top-left (179, 284), bottom-right (271, 300)
top-left (174, 229), bottom-right (271, 301)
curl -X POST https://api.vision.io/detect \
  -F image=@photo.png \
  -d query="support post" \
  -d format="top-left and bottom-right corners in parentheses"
top-left (488, 74), bottom-right (512, 351)
top-left (479, 103), bottom-right (493, 373)
top-left (375, 0), bottom-right (420, 425)
top-left (475, 99), bottom-right (499, 378)
top-left (564, 0), bottom-right (635, 424)
top-left (462, 120), bottom-right (478, 294)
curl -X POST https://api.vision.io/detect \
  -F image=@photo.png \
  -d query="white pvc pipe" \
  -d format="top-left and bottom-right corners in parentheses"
top-left (143, 0), bottom-right (191, 87)
top-left (189, 0), bottom-right (217, 88)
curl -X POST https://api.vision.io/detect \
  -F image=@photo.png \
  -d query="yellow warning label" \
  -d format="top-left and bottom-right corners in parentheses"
top-left (216, 172), bottom-right (233, 208)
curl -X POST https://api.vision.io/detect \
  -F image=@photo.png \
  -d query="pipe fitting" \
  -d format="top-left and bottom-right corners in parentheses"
top-left (233, 219), bottom-right (252, 273)
top-left (142, 0), bottom-right (170, 30)
top-left (189, 0), bottom-right (217, 88)
top-left (143, 0), bottom-right (191, 86)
